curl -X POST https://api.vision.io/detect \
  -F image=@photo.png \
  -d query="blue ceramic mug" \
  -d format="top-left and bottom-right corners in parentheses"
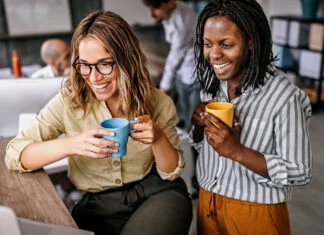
top-left (100, 118), bottom-right (137, 158)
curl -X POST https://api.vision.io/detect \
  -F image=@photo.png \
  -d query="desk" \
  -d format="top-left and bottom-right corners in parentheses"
top-left (0, 137), bottom-right (77, 228)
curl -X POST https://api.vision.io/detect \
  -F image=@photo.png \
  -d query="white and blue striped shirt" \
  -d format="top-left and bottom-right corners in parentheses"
top-left (195, 73), bottom-right (312, 204)
top-left (160, 1), bottom-right (197, 90)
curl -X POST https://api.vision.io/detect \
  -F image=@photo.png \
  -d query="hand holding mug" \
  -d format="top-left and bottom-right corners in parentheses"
top-left (192, 99), bottom-right (220, 127)
top-left (69, 128), bottom-right (117, 159)
top-left (101, 118), bottom-right (137, 158)
top-left (205, 102), bottom-right (234, 127)
top-left (130, 115), bottom-right (162, 144)
top-left (191, 102), bottom-right (208, 127)
top-left (191, 99), bottom-right (218, 143)
top-left (203, 112), bottom-right (242, 160)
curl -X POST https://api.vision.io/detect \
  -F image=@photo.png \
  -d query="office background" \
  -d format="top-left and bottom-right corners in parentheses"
top-left (0, 1), bottom-right (323, 234)
top-left (0, 0), bottom-right (323, 68)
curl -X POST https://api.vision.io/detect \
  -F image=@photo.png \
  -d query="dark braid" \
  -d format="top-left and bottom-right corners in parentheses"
top-left (195, 0), bottom-right (276, 97)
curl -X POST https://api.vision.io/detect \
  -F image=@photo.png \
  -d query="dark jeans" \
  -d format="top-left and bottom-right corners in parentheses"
top-left (175, 79), bottom-right (201, 132)
top-left (72, 170), bottom-right (193, 235)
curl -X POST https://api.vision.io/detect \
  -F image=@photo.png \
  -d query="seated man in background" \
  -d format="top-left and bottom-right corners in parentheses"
top-left (31, 39), bottom-right (71, 78)
top-left (31, 42), bottom-right (75, 207)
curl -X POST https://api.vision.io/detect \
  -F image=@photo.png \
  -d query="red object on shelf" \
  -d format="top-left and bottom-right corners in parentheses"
top-left (12, 50), bottom-right (22, 78)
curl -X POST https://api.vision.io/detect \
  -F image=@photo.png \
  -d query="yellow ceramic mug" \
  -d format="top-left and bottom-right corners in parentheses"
top-left (205, 102), bottom-right (234, 127)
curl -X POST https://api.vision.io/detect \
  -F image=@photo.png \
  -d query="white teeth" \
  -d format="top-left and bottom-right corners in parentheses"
top-left (213, 63), bottom-right (230, 70)
top-left (93, 82), bottom-right (109, 89)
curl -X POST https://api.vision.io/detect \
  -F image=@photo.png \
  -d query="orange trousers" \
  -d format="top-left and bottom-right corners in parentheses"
top-left (197, 188), bottom-right (290, 235)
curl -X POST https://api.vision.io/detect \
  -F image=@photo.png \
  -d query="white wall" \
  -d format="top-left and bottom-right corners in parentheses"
top-left (268, 0), bottom-right (302, 16)
top-left (4, 0), bottom-right (72, 36)
top-left (259, 0), bottom-right (324, 19)
top-left (257, 0), bottom-right (270, 17)
top-left (102, 0), bottom-right (155, 26)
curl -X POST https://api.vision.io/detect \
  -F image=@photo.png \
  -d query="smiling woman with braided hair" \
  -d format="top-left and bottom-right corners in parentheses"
top-left (191, 0), bottom-right (312, 234)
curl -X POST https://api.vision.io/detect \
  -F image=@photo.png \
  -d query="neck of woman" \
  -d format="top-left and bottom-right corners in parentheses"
top-left (105, 98), bottom-right (120, 118)
top-left (227, 81), bottom-right (239, 101)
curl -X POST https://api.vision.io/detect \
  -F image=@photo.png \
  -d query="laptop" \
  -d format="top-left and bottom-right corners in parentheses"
top-left (0, 206), bottom-right (93, 235)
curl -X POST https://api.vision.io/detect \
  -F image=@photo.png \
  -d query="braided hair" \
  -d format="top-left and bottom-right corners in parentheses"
top-left (195, 0), bottom-right (276, 97)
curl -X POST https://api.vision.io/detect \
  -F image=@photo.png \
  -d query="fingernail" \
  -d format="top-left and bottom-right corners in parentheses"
top-left (115, 143), bottom-right (119, 147)
top-left (113, 149), bottom-right (118, 153)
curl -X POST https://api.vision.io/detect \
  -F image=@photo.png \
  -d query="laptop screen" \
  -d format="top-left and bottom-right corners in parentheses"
top-left (0, 206), bottom-right (93, 235)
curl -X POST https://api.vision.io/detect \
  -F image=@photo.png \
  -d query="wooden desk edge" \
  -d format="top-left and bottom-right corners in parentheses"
top-left (0, 137), bottom-right (77, 228)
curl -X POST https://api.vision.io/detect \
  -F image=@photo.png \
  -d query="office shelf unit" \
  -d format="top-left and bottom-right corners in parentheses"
top-left (271, 15), bottom-right (324, 111)
top-left (0, 0), bottom-right (103, 69)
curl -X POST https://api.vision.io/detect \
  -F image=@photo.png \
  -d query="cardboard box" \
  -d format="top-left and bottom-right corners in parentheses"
top-left (299, 50), bottom-right (323, 79)
top-left (272, 19), bottom-right (289, 44)
top-left (309, 23), bottom-right (324, 51)
top-left (303, 87), bottom-right (324, 104)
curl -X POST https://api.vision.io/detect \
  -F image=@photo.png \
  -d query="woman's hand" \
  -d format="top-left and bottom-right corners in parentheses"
top-left (191, 102), bottom-right (208, 127)
top-left (191, 99), bottom-right (218, 143)
top-left (20, 127), bottom-right (118, 170)
top-left (68, 128), bottom-right (118, 159)
top-left (130, 115), bottom-right (161, 144)
top-left (203, 112), bottom-right (243, 161)
top-left (130, 115), bottom-right (178, 173)
top-left (203, 113), bottom-right (270, 178)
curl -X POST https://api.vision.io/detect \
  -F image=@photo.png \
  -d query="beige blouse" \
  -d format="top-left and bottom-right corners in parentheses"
top-left (5, 88), bottom-right (184, 192)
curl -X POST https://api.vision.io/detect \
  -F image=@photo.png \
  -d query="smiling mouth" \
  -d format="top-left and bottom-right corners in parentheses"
top-left (93, 82), bottom-right (110, 89)
top-left (213, 63), bottom-right (231, 71)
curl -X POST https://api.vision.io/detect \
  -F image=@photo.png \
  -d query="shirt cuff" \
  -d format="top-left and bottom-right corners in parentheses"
top-left (257, 154), bottom-right (288, 186)
top-left (157, 152), bottom-right (185, 181)
top-left (159, 75), bottom-right (173, 90)
top-left (5, 138), bottom-right (34, 173)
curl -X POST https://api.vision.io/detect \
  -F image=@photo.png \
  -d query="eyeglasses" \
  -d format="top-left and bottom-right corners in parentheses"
top-left (73, 61), bottom-right (116, 76)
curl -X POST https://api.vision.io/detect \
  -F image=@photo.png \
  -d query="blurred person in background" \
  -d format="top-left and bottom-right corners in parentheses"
top-left (142, 0), bottom-right (201, 132)
top-left (31, 39), bottom-right (71, 78)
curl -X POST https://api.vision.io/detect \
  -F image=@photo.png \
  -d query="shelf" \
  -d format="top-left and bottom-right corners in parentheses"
top-left (276, 67), bottom-right (323, 82)
top-left (0, 31), bottom-right (73, 41)
top-left (302, 87), bottom-right (324, 104)
top-left (272, 15), bottom-right (324, 111)
top-left (271, 15), bottom-right (324, 53)
top-left (273, 43), bottom-right (324, 53)
top-left (271, 15), bottom-right (324, 24)
top-left (275, 66), bottom-right (298, 74)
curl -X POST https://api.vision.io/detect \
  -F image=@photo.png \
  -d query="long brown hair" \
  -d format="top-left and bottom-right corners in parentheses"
top-left (64, 11), bottom-right (155, 119)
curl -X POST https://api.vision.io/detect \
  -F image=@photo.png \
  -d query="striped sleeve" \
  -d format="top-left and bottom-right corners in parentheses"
top-left (258, 89), bottom-right (312, 187)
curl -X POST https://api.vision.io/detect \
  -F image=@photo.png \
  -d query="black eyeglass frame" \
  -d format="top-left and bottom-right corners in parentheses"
top-left (73, 59), bottom-right (116, 76)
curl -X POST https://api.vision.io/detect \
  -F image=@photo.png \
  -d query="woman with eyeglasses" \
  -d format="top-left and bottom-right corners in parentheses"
top-left (5, 11), bottom-right (192, 235)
